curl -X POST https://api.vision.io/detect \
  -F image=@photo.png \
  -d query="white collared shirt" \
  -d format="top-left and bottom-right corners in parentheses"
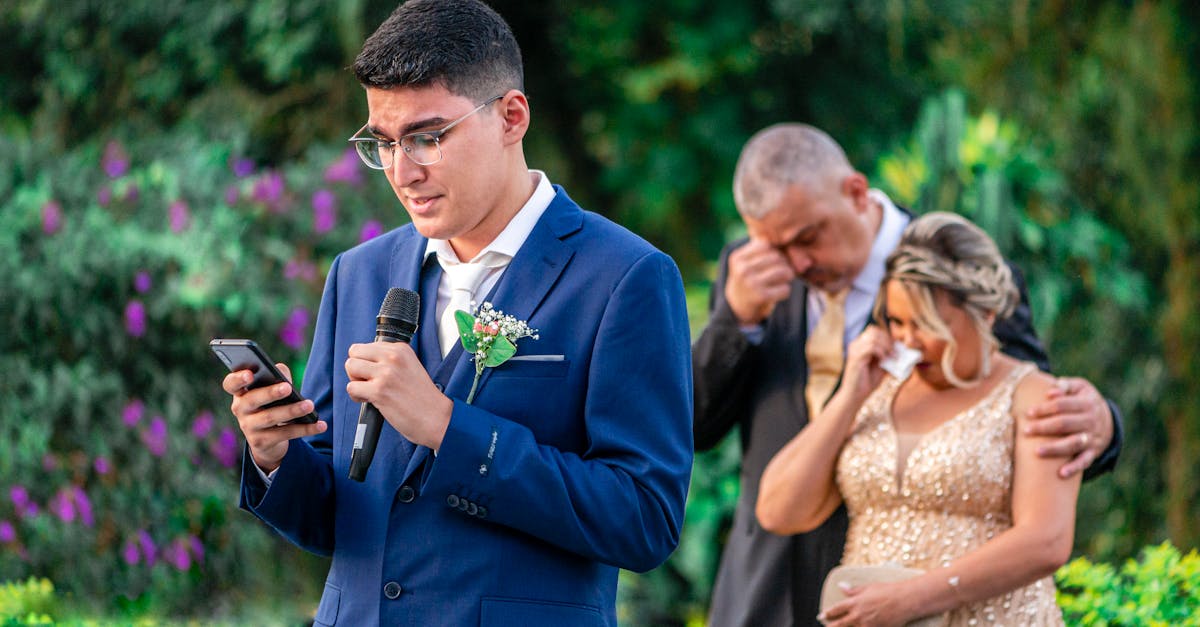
top-left (425, 170), bottom-right (556, 326)
top-left (805, 189), bottom-right (909, 345)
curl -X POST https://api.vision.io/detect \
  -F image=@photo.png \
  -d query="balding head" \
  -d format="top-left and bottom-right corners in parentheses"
top-left (732, 123), bottom-right (855, 219)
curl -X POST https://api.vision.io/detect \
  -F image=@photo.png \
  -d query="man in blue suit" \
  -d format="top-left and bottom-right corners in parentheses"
top-left (220, 1), bottom-right (693, 624)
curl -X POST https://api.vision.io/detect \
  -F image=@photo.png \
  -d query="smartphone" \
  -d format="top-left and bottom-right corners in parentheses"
top-left (209, 338), bottom-right (318, 425)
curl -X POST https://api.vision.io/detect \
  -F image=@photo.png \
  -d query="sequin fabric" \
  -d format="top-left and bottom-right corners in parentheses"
top-left (836, 362), bottom-right (1065, 625)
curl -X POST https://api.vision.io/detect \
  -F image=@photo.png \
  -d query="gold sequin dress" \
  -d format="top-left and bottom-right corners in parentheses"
top-left (835, 362), bottom-right (1065, 625)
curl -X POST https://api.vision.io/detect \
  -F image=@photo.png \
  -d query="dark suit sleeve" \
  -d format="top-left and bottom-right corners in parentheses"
top-left (692, 239), bottom-right (759, 452)
top-left (995, 262), bottom-right (1123, 480)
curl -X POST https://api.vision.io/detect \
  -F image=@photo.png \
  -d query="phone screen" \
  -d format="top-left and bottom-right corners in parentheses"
top-left (210, 338), bottom-right (318, 425)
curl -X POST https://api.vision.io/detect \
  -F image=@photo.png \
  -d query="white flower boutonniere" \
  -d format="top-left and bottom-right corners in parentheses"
top-left (455, 302), bottom-right (539, 404)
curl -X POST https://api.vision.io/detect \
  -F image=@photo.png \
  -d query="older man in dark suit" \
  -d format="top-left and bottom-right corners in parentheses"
top-left (694, 123), bottom-right (1123, 627)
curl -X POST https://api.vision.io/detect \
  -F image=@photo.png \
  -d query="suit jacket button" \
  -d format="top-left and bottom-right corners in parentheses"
top-left (383, 581), bottom-right (402, 600)
top-left (446, 494), bottom-right (460, 508)
top-left (434, 383), bottom-right (444, 392)
top-left (477, 506), bottom-right (488, 519)
top-left (457, 499), bottom-right (469, 511)
top-left (466, 502), bottom-right (478, 516)
top-left (397, 485), bottom-right (415, 503)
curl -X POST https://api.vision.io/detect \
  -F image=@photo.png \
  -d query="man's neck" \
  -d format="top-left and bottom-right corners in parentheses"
top-left (448, 168), bottom-right (537, 261)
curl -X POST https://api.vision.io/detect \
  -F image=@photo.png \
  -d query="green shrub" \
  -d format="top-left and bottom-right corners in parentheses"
top-left (1057, 541), bottom-right (1200, 626)
top-left (0, 129), bottom-right (398, 618)
top-left (0, 577), bottom-right (55, 624)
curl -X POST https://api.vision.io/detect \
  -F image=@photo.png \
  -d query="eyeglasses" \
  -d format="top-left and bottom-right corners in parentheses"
top-left (348, 95), bottom-right (503, 169)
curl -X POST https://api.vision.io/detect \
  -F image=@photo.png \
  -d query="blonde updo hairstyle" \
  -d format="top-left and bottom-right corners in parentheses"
top-left (872, 212), bottom-right (1019, 388)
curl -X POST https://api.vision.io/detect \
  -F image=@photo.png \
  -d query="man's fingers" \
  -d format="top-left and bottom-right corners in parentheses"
top-left (222, 370), bottom-right (255, 395)
top-left (1058, 447), bottom-right (1094, 479)
top-left (276, 362), bottom-right (293, 383)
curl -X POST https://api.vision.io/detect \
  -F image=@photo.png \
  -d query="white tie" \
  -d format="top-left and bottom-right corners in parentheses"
top-left (437, 253), bottom-right (504, 356)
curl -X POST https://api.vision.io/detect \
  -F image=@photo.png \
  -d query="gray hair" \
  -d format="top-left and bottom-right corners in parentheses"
top-left (732, 123), bottom-right (854, 219)
top-left (873, 212), bottom-right (1019, 388)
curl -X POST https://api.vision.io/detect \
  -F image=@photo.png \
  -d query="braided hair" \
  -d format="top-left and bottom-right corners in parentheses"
top-left (872, 212), bottom-right (1018, 388)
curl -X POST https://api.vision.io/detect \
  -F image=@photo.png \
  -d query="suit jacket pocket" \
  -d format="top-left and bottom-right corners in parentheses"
top-left (480, 596), bottom-right (605, 627)
top-left (313, 581), bottom-right (341, 626)
top-left (489, 357), bottom-right (570, 379)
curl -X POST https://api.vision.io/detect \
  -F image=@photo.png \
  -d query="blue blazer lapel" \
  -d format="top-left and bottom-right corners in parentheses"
top-left (446, 189), bottom-right (581, 401)
top-left (401, 190), bottom-right (583, 488)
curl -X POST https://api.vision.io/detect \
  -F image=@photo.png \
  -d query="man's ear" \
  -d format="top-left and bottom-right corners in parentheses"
top-left (841, 172), bottom-right (871, 212)
top-left (498, 90), bottom-right (530, 146)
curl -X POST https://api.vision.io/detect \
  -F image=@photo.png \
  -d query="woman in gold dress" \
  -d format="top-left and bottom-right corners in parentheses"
top-left (757, 212), bottom-right (1080, 626)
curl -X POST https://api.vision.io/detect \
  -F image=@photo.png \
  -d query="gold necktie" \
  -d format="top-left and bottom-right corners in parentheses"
top-left (805, 288), bottom-right (849, 417)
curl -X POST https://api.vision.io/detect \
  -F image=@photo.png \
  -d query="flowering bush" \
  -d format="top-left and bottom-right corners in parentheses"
top-left (0, 130), bottom-right (399, 617)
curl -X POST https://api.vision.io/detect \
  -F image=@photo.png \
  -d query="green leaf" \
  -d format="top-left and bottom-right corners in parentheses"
top-left (455, 310), bottom-right (478, 352)
top-left (483, 334), bottom-right (516, 367)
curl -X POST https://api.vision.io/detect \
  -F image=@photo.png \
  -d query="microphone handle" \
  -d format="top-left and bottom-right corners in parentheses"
top-left (347, 403), bottom-right (384, 482)
top-left (347, 326), bottom-right (410, 482)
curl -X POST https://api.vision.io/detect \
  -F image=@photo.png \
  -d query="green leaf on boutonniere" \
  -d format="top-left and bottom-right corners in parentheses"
top-left (484, 334), bottom-right (516, 367)
top-left (454, 310), bottom-right (479, 352)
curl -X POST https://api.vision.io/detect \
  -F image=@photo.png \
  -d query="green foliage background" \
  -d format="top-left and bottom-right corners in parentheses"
top-left (1, 0), bottom-right (1196, 623)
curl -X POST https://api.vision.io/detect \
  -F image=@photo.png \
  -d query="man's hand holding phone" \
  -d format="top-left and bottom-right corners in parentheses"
top-left (213, 339), bottom-right (327, 473)
top-left (223, 363), bottom-right (327, 473)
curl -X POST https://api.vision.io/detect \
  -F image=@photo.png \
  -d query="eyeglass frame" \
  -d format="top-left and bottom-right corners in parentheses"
top-left (347, 95), bottom-right (504, 169)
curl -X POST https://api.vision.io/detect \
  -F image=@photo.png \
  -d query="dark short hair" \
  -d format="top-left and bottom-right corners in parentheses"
top-left (353, 0), bottom-right (524, 102)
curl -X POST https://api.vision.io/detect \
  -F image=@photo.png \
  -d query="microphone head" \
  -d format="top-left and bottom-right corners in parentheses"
top-left (376, 287), bottom-right (419, 343)
top-left (379, 287), bottom-right (420, 325)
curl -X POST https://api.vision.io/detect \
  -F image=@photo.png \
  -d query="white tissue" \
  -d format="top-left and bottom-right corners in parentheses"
top-left (880, 341), bottom-right (922, 381)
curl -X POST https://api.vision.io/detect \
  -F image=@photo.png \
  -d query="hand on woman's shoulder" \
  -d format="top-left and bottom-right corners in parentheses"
top-left (1010, 365), bottom-right (1057, 431)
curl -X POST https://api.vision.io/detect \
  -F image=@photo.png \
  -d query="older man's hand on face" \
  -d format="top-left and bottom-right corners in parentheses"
top-left (1024, 376), bottom-right (1114, 478)
top-left (725, 238), bottom-right (795, 326)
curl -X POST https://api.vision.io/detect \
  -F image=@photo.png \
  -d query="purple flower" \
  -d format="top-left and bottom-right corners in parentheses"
top-left (122, 399), bottom-right (144, 427)
top-left (224, 185), bottom-right (240, 206)
top-left (123, 183), bottom-right (139, 204)
top-left (284, 259), bottom-right (317, 282)
top-left (359, 219), bottom-right (384, 243)
top-left (168, 199), bottom-right (190, 233)
top-left (125, 300), bottom-right (146, 337)
top-left (231, 157), bottom-right (255, 178)
top-left (9, 486), bottom-right (29, 509)
top-left (134, 270), bottom-right (152, 293)
top-left (97, 186), bottom-right (113, 206)
top-left (142, 416), bottom-right (168, 457)
top-left (188, 535), bottom-right (205, 564)
top-left (121, 538), bottom-right (140, 565)
top-left (72, 486), bottom-right (94, 527)
top-left (191, 411), bottom-right (214, 439)
top-left (213, 427), bottom-right (239, 468)
top-left (137, 529), bottom-right (157, 566)
top-left (102, 141), bottom-right (129, 178)
top-left (312, 189), bottom-right (337, 233)
top-left (251, 171), bottom-right (285, 211)
top-left (49, 489), bottom-right (76, 523)
top-left (165, 538), bottom-right (191, 571)
top-left (0, 520), bottom-right (14, 543)
top-left (279, 307), bottom-right (311, 350)
top-left (42, 201), bottom-right (63, 234)
top-left (42, 454), bottom-right (58, 471)
top-left (324, 148), bottom-right (364, 186)
top-left (94, 456), bottom-right (111, 475)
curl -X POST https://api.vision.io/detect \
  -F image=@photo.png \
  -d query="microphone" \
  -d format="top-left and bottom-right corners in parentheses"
top-left (348, 287), bottom-right (420, 482)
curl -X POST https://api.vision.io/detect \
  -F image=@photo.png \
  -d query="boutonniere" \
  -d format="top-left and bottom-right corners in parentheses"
top-left (455, 302), bottom-right (539, 404)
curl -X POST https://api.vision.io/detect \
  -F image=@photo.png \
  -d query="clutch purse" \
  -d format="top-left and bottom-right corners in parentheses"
top-left (819, 564), bottom-right (948, 627)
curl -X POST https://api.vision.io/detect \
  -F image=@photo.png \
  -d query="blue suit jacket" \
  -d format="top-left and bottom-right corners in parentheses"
top-left (240, 186), bottom-right (694, 626)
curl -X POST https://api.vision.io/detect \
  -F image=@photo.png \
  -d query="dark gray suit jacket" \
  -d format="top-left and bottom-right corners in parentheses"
top-left (694, 235), bottom-right (1122, 627)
